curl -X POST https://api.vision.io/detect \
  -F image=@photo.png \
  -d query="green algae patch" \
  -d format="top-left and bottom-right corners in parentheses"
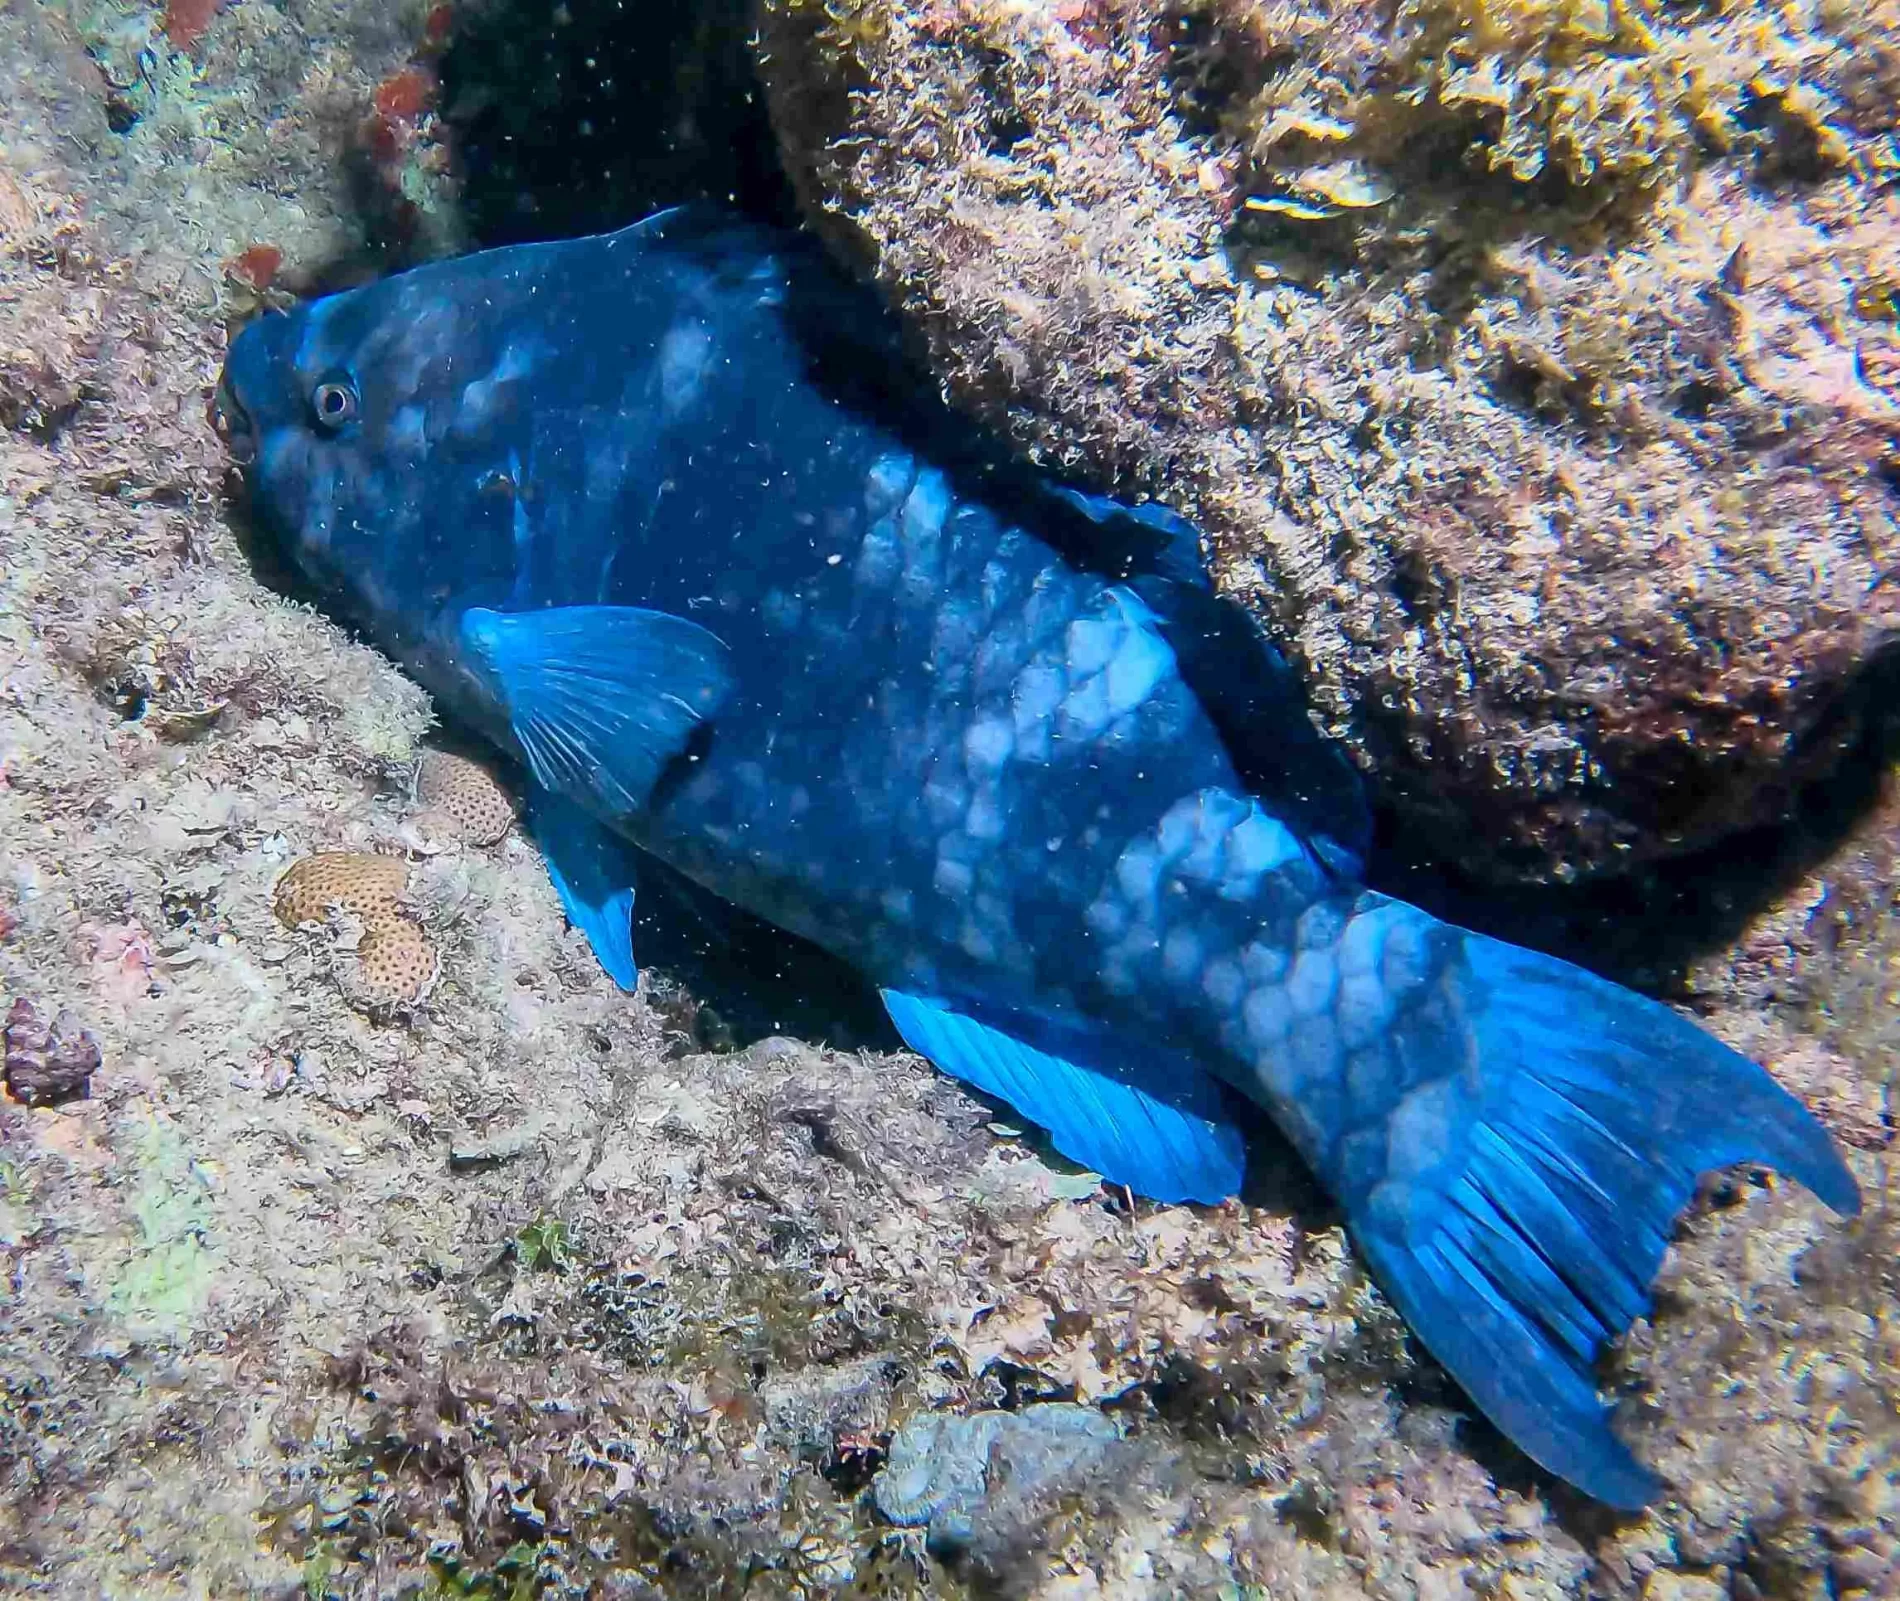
top-left (105, 1113), bottom-right (218, 1343)
top-left (0, 1157), bottom-right (30, 1254)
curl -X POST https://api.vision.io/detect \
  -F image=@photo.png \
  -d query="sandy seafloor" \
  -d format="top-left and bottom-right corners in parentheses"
top-left (1, 1), bottom-right (1898, 1597)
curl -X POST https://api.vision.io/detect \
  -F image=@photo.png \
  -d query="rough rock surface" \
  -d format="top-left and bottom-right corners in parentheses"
top-left (755, 0), bottom-right (1900, 884)
top-left (873, 1402), bottom-right (1127, 1551)
top-left (0, 3), bottom-right (1895, 1598)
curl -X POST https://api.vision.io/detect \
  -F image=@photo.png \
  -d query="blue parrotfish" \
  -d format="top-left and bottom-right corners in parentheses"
top-left (216, 206), bottom-right (1859, 1508)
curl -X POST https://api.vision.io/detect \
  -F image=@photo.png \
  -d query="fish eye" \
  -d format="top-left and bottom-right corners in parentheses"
top-left (310, 375), bottom-right (360, 431)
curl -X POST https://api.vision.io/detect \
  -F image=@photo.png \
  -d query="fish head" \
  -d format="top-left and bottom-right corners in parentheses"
top-left (216, 257), bottom-right (579, 663)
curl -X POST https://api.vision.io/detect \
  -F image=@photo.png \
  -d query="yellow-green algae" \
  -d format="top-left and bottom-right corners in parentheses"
top-left (105, 1113), bottom-right (219, 1341)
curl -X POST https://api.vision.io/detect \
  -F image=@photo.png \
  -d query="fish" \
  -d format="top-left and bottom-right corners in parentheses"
top-left (216, 205), bottom-right (1860, 1508)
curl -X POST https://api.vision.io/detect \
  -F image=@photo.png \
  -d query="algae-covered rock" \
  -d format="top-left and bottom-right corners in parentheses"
top-left (3, 0), bottom-right (463, 280)
top-left (873, 1402), bottom-right (1125, 1550)
top-left (755, 0), bottom-right (1900, 884)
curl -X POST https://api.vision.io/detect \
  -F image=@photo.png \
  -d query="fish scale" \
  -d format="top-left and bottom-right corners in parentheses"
top-left (218, 203), bottom-right (1859, 1510)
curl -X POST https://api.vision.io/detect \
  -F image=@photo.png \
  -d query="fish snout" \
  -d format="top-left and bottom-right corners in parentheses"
top-left (211, 374), bottom-right (257, 465)
top-left (216, 306), bottom-right (301, 467)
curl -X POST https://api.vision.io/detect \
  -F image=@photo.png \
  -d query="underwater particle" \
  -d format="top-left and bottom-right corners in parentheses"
top-left (273, 852), bottom-right (408, 927)
top-left (352, 919), bottom-right (439, 1008)
top-left (873, 1403), bottom-right (1123, 1550)
top-left (416, 749), bottom-right (516, 845)
top-left (4, 998), bottom-right (101, 1108)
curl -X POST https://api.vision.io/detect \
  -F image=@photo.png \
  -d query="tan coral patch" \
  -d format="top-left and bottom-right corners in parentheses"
top-left (273, 852), bottom-right (438, 1009)
top-left (272, 851), bottom-right (408, 927)
top-left (416, 749), bottom-right (516, 846)
top-left (353, 919), bottom-right (440, 1008)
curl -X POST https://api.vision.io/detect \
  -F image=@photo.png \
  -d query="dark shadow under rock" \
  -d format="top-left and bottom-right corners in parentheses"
top-left (436, 0), bottom-right (798, 248)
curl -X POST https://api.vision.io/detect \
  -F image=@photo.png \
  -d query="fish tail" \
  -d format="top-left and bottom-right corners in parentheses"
top-left (1255, 897), bottom-right (1860, 1505)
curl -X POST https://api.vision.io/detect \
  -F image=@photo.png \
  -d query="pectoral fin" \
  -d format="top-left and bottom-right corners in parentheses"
top-left (880, 989), bottom-right (1246, 1204)
top-left (461, 604), bottom-right (733, 821)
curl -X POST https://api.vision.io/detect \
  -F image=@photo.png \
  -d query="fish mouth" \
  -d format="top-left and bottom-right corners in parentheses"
top-left (211, 373), bottom-right (256, 465)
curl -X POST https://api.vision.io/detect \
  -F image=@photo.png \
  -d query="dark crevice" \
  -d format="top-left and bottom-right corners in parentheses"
top-left (436, 0), bottom-right (797, 248)
top-left (1673, 377), bottom-right (1724, 419)
top-left (1736, 88), bottom-right (1851, 186)
top-left (1361, 643), bottom-right (1900, 996)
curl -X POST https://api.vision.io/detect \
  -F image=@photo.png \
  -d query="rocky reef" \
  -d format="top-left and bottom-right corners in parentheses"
top-left (756, 0), bottom-right (1900, 885)
top-left (0, 0), bottom-right (1895, 1597)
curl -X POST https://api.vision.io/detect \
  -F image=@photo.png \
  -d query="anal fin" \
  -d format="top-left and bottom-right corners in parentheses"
top-left (880, 989), bottom-right (1245, 1204)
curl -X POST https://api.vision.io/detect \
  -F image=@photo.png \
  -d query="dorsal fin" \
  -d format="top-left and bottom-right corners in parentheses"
top-left (1016, 482), bottom-right (1370, 872)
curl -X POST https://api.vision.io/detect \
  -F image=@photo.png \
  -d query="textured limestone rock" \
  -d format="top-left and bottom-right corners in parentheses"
top-left (755, 0), bottom-right (1900, 884)
top-left (873, 1402), bottom-right (1125, 1550)
top-left (3, 998), bottom-right (100, 1107)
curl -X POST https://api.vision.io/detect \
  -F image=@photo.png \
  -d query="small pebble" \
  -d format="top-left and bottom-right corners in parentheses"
top-left (1640, 1574), bottom-right (1728, 1601)
top-left (874, 1403), bottom-right (1122, 1550)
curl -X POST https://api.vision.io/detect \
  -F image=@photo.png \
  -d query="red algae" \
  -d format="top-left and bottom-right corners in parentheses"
top-left (373, 67), bottom-right (433, 122)
top-left (162, 0), bottom-right (223, 50)
top-left (227, 244), bottom-right (283, 291)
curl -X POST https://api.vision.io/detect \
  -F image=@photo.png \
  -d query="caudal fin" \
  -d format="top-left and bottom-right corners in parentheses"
top-left (1352, 932), bottom-right (1859, 1508)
